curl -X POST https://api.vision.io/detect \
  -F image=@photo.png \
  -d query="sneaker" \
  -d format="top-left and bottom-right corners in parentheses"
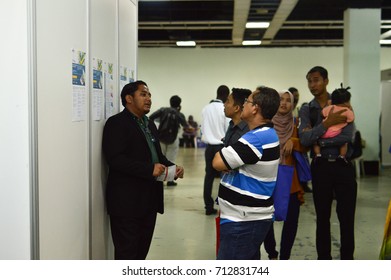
top-left (205, 208), bottom-right (217, 216)
top-left (167, 181), bottom-right (177, 186)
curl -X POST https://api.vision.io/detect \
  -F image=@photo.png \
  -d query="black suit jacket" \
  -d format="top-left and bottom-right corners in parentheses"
top-left (102, 109), bottom-right (173, 217)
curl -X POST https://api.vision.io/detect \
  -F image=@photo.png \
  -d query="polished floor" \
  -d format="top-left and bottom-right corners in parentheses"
top-left (147, 147), bottom-right (391, 260)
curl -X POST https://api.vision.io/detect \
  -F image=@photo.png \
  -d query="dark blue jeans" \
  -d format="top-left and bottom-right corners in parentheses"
top-left (217, 219), bottom-right (273, 260)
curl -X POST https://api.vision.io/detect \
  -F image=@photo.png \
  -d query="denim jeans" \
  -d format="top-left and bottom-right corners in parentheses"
top-left (217, 219), bottom-right (273, 260)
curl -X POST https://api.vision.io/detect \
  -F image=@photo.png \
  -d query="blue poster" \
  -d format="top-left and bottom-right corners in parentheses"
top-left (72, 63), bottom-right (85, 86)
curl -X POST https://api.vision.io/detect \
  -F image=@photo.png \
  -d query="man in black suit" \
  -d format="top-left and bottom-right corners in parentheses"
top-left (102, 80), bottom-right (184, 260)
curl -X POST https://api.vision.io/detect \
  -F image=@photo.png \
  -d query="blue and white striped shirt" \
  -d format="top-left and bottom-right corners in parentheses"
top-left (218, 123), bottom-right (280, 223)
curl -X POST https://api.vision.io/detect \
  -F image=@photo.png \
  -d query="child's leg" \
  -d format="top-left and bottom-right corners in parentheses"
top-left (337, 143), bottom-right (349, 163)
top-left (314, 144), bottom-right (321, 157)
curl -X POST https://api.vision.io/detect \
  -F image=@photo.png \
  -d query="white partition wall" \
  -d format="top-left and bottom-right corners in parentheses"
top-left (89, 0), bottom-right (118, 260)
top-left (35, 0), bottom-right (137, 260)
top-left (0, 0), bottom-right (137, 260)
top-left (0, 0), bottom-right (31, 260)
top-left (89, 0), bottom-right (138, 260)
top-left (36, 0), bottom-right (90, 260)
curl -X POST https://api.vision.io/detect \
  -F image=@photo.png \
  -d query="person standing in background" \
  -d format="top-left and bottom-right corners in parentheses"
top-left (289, 87), bottom-right (300, 118)
top-left (263, 89), bottom-right (307, 260)
top-left (289, 86), bottom-right (312, 193)
top-left (149, 95), bottom-right (188, 186)
top-left (222, 88), bottom-right (252, 147)
top-left (182, 115), bottom-right (198, 148)
top-left (102, 81), bottom-right (184, 259)
top-left (201, 85), bottom-right (230, 215)
top-left (299, 66), bottom-right (357, 260)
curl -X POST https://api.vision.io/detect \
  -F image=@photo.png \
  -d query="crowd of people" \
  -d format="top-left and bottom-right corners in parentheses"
top-left (102, 65), bottom-right (358, 260)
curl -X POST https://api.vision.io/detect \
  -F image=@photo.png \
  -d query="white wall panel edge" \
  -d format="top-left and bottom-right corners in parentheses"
top-left (0, 0), bottom-right (31, 259)
top-left (28, 0), bottom-right (40, 260)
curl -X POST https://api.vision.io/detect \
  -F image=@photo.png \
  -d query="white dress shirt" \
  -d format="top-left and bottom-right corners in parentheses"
top-left (201, 99), bottom-right (230, 145)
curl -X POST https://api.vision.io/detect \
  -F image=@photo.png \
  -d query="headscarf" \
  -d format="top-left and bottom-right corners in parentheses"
top-left (272, 90), bottom-right (294, 160)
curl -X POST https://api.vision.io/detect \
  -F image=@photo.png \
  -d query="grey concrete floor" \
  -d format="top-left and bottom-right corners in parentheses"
top-left (147, 147), bottom-right (391, 260)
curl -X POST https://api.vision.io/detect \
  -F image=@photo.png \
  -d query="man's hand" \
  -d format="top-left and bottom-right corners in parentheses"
top-left (323, 107), bottom-right (347, 128)
top-left (175, 165), bottom-right (184, 179)
top-left (153, 163), bottom-right (166, 177)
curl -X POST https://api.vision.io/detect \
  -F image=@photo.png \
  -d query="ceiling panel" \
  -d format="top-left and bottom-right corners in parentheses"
top-left (138, 0), bottom-right (391, 48)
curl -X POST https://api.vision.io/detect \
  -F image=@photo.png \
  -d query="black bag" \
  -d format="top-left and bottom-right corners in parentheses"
top-left (158, 108), bottom-right (180, 144)
top-left (350, 130), bottom-right (363, 160)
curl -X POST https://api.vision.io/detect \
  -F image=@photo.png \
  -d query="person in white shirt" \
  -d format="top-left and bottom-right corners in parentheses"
top-left (201, 85), bottom-right (230, 215)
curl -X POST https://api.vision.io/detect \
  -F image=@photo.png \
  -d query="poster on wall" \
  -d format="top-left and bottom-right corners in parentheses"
top-left (92, 58), bottom-right (103, 121)
top-left (71, 49), bottom-right (86, 122)
top-left (105, 62), bottom-right (115, 119)
top-left (119, 65), bottom-right (128, 94)
top-left (129, 69), bottom-right (135, 83)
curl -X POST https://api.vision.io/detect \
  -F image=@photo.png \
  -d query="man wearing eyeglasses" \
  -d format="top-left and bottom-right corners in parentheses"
top-left (102, 80), bottom-right (184, 260)
top-left (212, 86), bottom-right (280, 260)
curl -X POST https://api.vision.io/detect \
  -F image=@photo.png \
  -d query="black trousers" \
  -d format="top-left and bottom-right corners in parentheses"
top-left (311, 158), bottom-right (357, 260)
top-left (109, 212), bottom-right (157, 260)
top-left (263, 193), bottom-right (301, 260)
top-left (203, 144), bottom-right (223, 211)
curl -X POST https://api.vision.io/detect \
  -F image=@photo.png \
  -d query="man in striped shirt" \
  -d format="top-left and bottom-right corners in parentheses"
top-left (212, 86), bottom-right (280, 260)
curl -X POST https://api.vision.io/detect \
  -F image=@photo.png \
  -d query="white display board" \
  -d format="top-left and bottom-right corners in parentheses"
top-left (34, 0), bottom-right (137, 259)
top-left (0, 0), bottom-right (31, 260)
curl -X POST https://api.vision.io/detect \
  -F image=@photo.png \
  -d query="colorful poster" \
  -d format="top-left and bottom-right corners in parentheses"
top-left (120, 65), bottom-right (128, 95)
top-left (92, 58), bottom-right (103, 121)
top-left (72, 49), bottom-right (86, 122)
top-left (105, 62), bottom-right (115, 119)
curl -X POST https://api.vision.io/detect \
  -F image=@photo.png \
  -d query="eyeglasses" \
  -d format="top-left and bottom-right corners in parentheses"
top-left (244, 98), bottom-right (257, 106)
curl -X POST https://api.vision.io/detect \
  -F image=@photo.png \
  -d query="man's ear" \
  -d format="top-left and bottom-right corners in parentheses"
top-left (125, 94), bottom-right (133, 104)
top-left (234, 104), bottom-right (241, 113)
top-left (252, 104), bottom-right (260, 116)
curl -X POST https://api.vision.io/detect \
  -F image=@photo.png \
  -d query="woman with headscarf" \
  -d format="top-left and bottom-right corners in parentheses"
top-left (263, 90), bottom-right (307, 260)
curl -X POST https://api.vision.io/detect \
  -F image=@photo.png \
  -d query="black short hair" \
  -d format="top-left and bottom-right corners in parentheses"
top-left (120, 80), bottom-right (147, 107)
top-left (288, 87), bottom-right (298, 94)
top-left (231, 88), bottom-right (252, 107)
top-left (306, 66), bottom-right (328, 80)
top-left (253, 86), bottom-right (280, 120)
top-left (331, 85), bottom-right (351, 105)
top-left (170, 95), bottom-right (182, 108)
top-left (217, 85), bottom-right (230, 102)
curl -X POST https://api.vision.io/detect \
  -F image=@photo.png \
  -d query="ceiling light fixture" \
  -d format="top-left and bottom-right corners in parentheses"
top-left (176, 41), bottom-right (196, 47)
top-left (242, 40), bottom-right (262, 46)
top-left (246, 22), bottom-right (270, 29)
top-left (380, 39), bottom-right (391, 45)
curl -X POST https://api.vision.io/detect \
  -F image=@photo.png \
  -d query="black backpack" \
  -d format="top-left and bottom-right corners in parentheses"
top-left (158, 108), bottom-right (180, 144)
top-left (350, 130), bottom-right (363, 159)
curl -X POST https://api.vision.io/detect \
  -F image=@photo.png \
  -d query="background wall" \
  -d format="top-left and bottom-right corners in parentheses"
top-left (0, 0), bottom-right (137, 260)
top-left (35, 0), bottom-right (137, 260)
top-left (138, 47), bottom-right (391, 162)
top-left (0, 0), bottom-right (31, 260)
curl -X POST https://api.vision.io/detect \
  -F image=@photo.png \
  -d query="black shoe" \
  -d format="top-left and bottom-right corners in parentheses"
top-left (205, 209), bottom-right (217, 216)
top-left (301, 182), bottom-right (312, 193)
top-left (167, 181), bottom-right (177, 186)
